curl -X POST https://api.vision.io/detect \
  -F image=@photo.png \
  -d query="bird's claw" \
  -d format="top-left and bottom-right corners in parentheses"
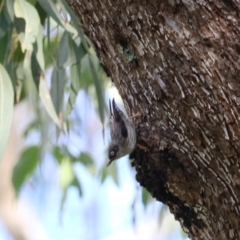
top-left (137, 144), bottom-right (149, 152)
top-left (129, 112), bottom-right (141, 119)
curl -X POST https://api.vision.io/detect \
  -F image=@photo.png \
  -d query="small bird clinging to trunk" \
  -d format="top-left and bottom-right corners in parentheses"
top-left (107, 99), bottom-right (137, 166)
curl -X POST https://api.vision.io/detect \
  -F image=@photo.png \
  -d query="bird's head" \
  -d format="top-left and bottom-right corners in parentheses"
top-left (107, 143), bottom-right (121, 166)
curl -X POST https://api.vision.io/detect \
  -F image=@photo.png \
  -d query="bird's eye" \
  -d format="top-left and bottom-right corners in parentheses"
top-left (110, 151), bottom-right (114, 156)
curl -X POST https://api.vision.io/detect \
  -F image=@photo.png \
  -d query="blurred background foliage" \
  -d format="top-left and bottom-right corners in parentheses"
top-left (1, 0), bottom-right (108, 194)
top-left (0, 0), bottom-right (187, 239)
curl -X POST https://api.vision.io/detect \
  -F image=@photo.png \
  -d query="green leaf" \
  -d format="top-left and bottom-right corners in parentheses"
top-left (53, 146), bottom-right (64, 164)
top-left (70, 176), bottom-right (82, 196)
top-left (39, 75), bottom-right (66, 130)
top-left (70, 61), bottom-right (81, 92)
top-left (0, 33), bottom-right (9, 63)
top-left (142, 188), bottom-right (152, 207)
top-left (80, 57), bottom-right (93, 89)
top-left (0, 7), bottom-right (10, 39)
top-left (100, 163), bottom-right (119, 186)
top-left (31, 48), bottom-right (42, 88)
top-left (5, 60), bottom-right (18, 93)
top-left (14, 0), bottom-right (40, 51)
top-left (58, 31), bottom-right (69, 68)
top-left (57, 33), bottom-right (87, 68)
top-left (100, 167), bottom-right (108, 183)
top-left (0, 64), bottom-right (14, 162)
top-left (43, 35), bottom-right (58, 68)
top-left (6, 0), bottom-right (15, 22)
top-left (12, 37), bottom-right (25, 63)
top-left (23, 50), bottom-right (38, 104)
top-left (158, 205), bottom-right (168, 228)
top-left (50, 67), bottom-right (65, 116)
top-left (59, 176), bottom-right (82, 219)
top-left (65, 61), bottom-right (81, 116)
top-left (14, 17), bottom-right (26, 50)
top-left (24, 119), bottom-right (39, 137)
top-left (12, 146), bottom-right (39, 193)
top-left (35, 2), bottom-right (47, 25)
top-left (27, 0), bottom-right (37, 5)
top-left (15, 79), bottom-right (23, 102)
top-left (110, 165), bottom-right (119, 185)
top-left (78, 152), bottom-right (94, 166)
top-left (63, 39), bottom-right (87, 67)
top-left (88, 56), bottom-right (105, 124)
top-left (59, 187), bottom-right (67, 217)
top-left (33, 25), bottom-right (44, 70)
top-left (60, 0), bottom-right (89, 51)
top-left (38, 0), bottom-right (77, 36)
top-left (59, 157), bottom-right (74, 189)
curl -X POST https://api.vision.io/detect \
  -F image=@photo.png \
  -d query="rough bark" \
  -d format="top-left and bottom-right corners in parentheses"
top-left (66, 0), bottom-right (240, 239)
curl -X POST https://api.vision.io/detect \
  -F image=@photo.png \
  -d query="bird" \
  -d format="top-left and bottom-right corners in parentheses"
top-left (107, 98), bottom-right (137, 166)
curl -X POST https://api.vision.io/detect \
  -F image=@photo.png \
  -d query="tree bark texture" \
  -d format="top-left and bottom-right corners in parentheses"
top-left (67, 0), bottom-right (240, 239)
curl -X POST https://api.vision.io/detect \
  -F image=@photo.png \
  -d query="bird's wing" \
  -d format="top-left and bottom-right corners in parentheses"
top-left (109, 98), bottom-right (113, 117)
top-left (110, 99), bottom-right (128, 139)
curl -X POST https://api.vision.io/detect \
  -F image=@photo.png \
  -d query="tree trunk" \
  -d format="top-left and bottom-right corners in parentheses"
top-left (66, 0), bottom-right (240, 239)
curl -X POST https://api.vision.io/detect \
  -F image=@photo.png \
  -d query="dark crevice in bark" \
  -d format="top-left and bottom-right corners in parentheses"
top-left (132, 149), bottom-right (205, 234)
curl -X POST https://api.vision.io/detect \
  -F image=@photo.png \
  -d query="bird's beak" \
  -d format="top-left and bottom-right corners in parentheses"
top-left (107, 159), bottom-right (113, 167)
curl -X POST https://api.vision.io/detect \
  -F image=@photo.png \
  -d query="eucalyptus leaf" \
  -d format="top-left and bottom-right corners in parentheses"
top-left (35, 2), bottom-right (47, 25)
top-left (14, 0), bottom-right (40, 51)
top-left (57, 34), bottom-right (87, 68)
top-left (79, 152), bottom-right (94, 166)
top-left (0, 7), bottom-right (9, 39)
top-left (110, 163), bottom-right (119, 186)
top-left (39, 75), bottom-right (66, 130)
top-left (53, 146), bottom-right (64, 164)
top-left (6, 0), bottom-right (15, 22)
top-left (38, 0), bottom-right (77, 36)
top-left (0, 33), bottom-right (9, 63)
top-left (31, 49), bottom-right (42, 88)
top-left (50, 67), bottom-right (65, 116)
top-left (100, 163), bottom-right (119, 186)
top-left (14, 17), bottom-right (26, 50)
top-left (0, 64), bottom-right (14, 162)
top-left (5, 60), bottom-right (18, 91)
top-left (34, 25), bottom-right (45, 70)
top-left (63, 38), bottom-right (87, 67)
top-left (88, 56), bottom-right (105, 124)
top-left (60, 0), bottom-right (89, 50)
top-left (70, 176), bottom-right (82, 196)
top-left (65, 61), bottom-right (81, 116)
top-left (58, 32), bottom-right (69, 68)
top-left (12, 146), bottom-right (39, 194)
top-left (59, 157), bottom-right (74, 189)
top-left (43, 35), bottom-right (58, 68)
top-left (59, 187), bottom-right (67, 216)
top-left (158, 205), bottom-right (168, 228)
top-left (59, 175), bottom-right (82, 218)
top-left (23, 50), bottom-right (38, 104)
top-left (100, 167), bottom-right (108, 183)
top-left (70, 61), bottom-right (81, 94)
top-left (142, 188), bottom-right (152, 207)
